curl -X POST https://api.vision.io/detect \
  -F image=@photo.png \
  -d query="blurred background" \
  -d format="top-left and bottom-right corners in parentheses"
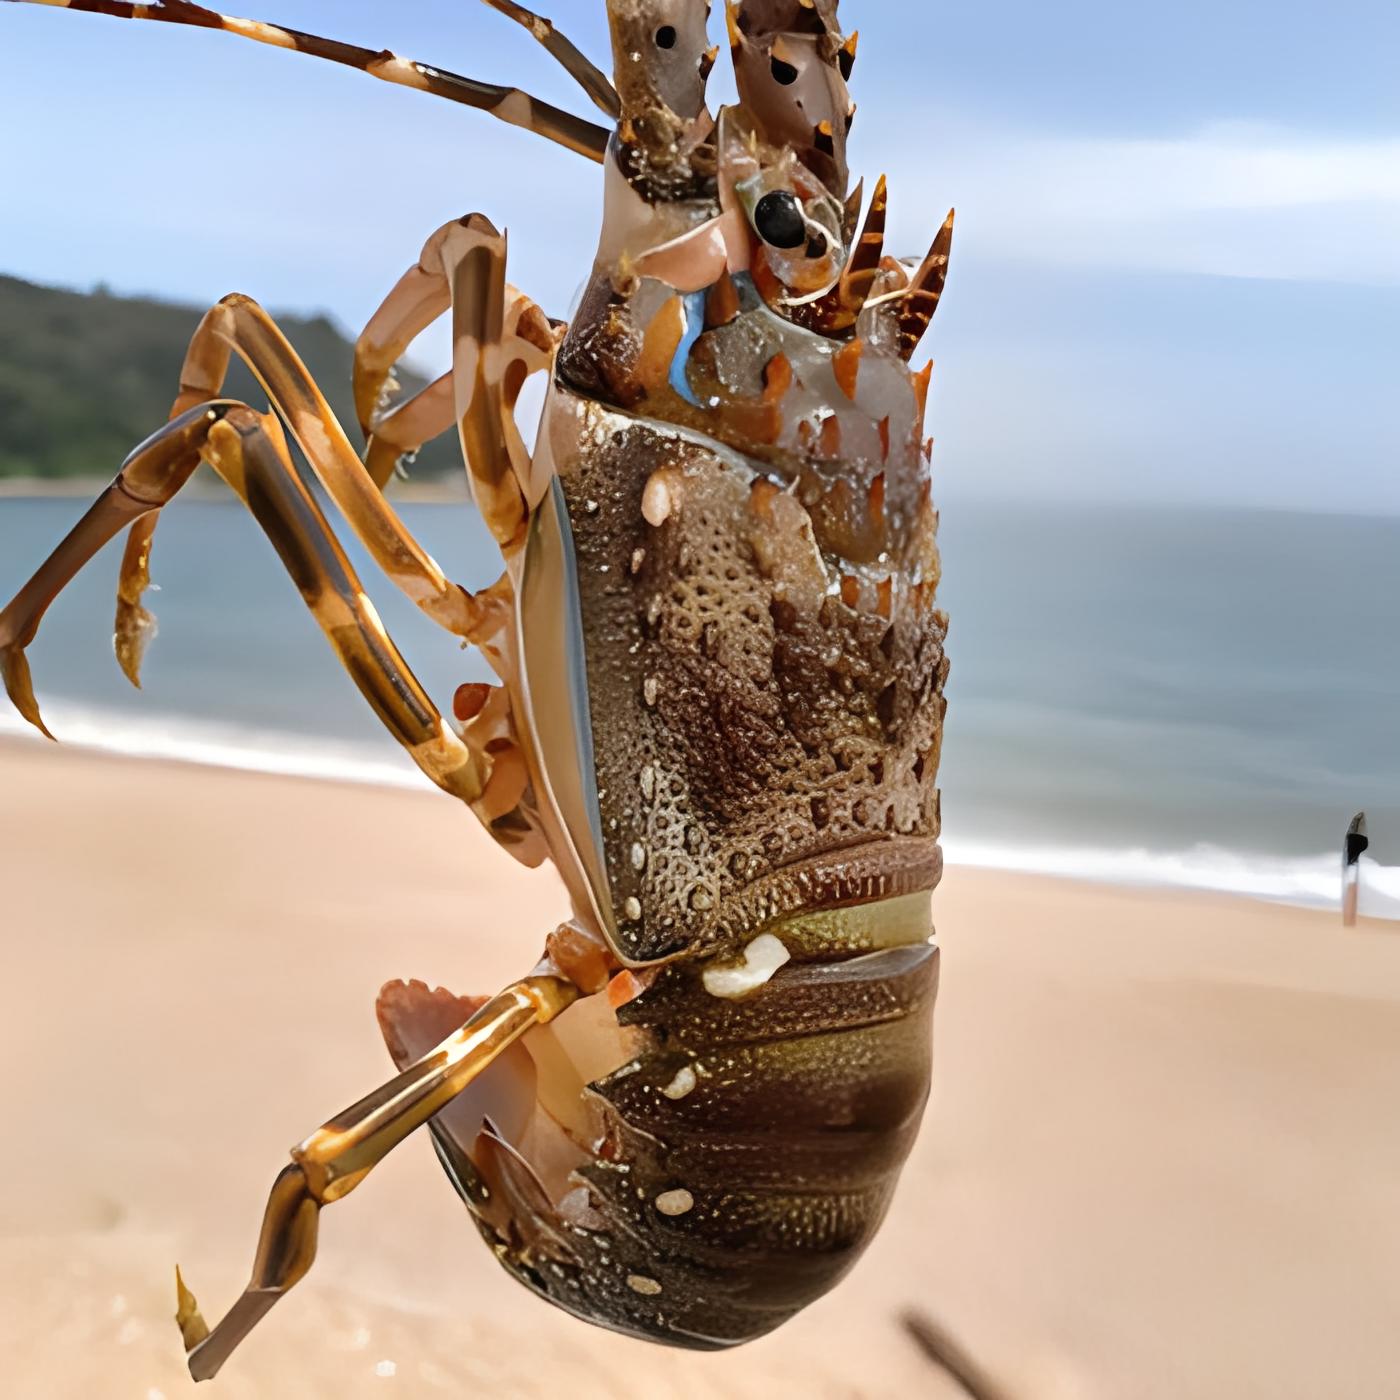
top-left (3, 0), bottom-right (1397, 912)
top-left (3, 5), bottom-right (1400, 1399)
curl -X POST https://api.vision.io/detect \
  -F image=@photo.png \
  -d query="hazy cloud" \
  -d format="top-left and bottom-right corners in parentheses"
top-left (872, 120), bottom-right (1400, 286)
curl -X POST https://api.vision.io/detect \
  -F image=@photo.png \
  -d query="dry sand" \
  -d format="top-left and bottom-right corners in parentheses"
top-left (1, 740), bottom-right (1397, 1399)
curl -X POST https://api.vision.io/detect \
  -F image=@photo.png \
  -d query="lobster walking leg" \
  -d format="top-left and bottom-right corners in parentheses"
top-left (360, 368), bottom-right (455, 490)
top-left (0, 403), bottom-right (232, 738)
top-left (114, 292), bottom-right (502, 686)
top-left (177, 972), bottom-right (579, 1383)
top-left (1, 403), bottom-right (491, 806)
top-left (195, 407), bottom-right (491, 806)
top-left (355, 215), bottom-right (562, 548)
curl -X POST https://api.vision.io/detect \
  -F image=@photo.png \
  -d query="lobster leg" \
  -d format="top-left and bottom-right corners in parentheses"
top-left (114, 292), bottom-right (504, 687)
top-left (355, 215), bottom-right (563, 548)
top-left (1, 403), bottom-right (491, 807)
top-left (176, 972), bottom-right (579, 1383)
top-left (360, 368), bottom-right (455, 490)
top-left (0, 403), bottom-right (230, 739)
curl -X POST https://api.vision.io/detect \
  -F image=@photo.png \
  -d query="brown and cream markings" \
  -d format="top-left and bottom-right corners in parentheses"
top-left (0, 0), bottom-right (956, 1379)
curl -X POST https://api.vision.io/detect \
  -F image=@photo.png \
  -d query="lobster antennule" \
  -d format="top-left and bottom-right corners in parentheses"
top-left (897, 209), bottom-right (956, 360)
top-left (3, 0), bottom-right (612, 161)
top-left (480, 0), bottom-right (621, 119)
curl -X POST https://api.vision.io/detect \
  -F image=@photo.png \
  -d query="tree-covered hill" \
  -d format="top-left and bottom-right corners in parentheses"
top-left (0, 274), bottom-right (460, 480)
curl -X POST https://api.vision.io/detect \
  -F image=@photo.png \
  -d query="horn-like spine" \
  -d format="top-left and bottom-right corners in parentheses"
top-left (896, 210), bottom-right (955, 360)
top-left (786, 175), bottom-right (886, 337)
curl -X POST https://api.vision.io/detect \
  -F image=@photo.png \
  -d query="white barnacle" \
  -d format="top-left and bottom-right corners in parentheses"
top-left (627, 1274), bottom-right (663, 1296)
top-left (662, 1065), bottom-right (698, 1100)
top-left (641, 472), bottom-right (675, 527)
top-left (702, 934), bottom-right (791, 1001)
top-left (655, 1189), bottom-right (695, 1217)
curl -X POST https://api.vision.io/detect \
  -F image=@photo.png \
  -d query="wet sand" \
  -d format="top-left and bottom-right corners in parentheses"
top-left (2, 741), bottom-right (1397, 1398)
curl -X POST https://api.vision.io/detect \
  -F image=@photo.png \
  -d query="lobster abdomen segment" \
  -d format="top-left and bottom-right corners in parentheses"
top-left (414, 923), bottom-right (937, 1348)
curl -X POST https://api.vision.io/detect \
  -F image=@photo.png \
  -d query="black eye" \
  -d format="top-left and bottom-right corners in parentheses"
top-left (655, 25), bottom-right (677, 49)
top-left (754, 191), bottom-right (807, 250)
top-left (770, 56), bottom-right (799, 85)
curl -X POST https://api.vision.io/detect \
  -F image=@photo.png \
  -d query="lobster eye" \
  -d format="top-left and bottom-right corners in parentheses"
top-left (770, 56), bottom-right (799, 85)
top-left (753, 190), bottom-right (807, 250)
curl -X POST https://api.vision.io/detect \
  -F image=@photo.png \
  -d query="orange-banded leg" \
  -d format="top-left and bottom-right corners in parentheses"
top-left (0, 404), bottom-right (227, 739)
top-left (0, 402), bottom-right (493, 808)
top-left (176, 972), bottom-right (580, 1382)
top-left (355, 214), bottom-right (563, 549)
top-left (352, 216), bottom-right (564, 863)
top-left (113, 292), bottom-right (506, 687)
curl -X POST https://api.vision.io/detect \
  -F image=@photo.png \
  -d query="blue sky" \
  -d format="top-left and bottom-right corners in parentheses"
top-left (2, 0), bottom-right (1396, 511)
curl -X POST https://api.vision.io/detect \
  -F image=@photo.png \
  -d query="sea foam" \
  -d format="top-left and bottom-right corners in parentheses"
top-left (4, 701), bottom-right (1397, 920)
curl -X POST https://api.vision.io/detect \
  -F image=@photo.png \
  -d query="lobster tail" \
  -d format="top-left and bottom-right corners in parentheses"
top-left (397, 927), bottom-right (939, 1347)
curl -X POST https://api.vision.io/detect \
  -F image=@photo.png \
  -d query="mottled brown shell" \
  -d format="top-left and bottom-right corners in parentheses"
top-left (546, 397), bottom-right (946, 964)
top-left (400, 933), bottom-right (938, 1347)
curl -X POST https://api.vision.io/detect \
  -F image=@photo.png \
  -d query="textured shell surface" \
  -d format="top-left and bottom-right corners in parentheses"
top-left (435, 0), bottom-right (955, 1350)
top-left (519, 0), bottom-right (950, 967)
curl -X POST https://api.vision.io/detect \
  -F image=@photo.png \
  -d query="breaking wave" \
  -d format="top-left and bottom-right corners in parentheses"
top-left (5, 701), bottom-right (1398, 920)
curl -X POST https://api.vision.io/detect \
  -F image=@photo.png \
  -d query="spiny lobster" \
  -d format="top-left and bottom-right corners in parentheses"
top-left (0, 0), bottom-right (953, 1379)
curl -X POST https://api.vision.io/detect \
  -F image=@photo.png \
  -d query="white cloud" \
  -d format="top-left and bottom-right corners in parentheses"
top-left (866, 119), bottom-right (1400, 285)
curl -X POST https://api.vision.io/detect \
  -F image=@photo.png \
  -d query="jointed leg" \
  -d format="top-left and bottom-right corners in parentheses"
top-left (361, 369), bottom-right (454, 489)
top-left (200, 407), bottom-right (490, 802)
top-left (114, 292), bottom-right (504, 688)
top-left (0, 404), bottom-right (231, 736)
top-left (2, 402), bottom-right (488, 806)
top-left (354, 215), bottom-right (562, 551)
top-left (177, 972), bottom-right (578, 1382)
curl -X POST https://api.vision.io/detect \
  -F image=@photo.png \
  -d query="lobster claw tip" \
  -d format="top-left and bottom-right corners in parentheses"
top-left (114, 601), bottom-right (158, 691)
top-left (1, 641), bottom-right (57, 741)
top-left (175, 1265), bottom-right (211, 1355)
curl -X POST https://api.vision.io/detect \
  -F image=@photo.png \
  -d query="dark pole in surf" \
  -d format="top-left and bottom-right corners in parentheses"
top-left (1342, 812), bottom-right (1368, 927)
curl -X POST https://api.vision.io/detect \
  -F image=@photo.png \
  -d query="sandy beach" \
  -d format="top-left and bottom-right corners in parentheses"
top-left (1, 739), bottom-right (1397, 1399)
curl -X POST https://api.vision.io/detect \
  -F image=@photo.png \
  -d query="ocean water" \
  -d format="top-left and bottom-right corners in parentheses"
top-left (2, 495), bottom-right (1398, 917)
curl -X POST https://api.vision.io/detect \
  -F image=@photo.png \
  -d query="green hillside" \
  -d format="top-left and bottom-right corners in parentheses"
top-left (0, 274), bottom-right (460, 480)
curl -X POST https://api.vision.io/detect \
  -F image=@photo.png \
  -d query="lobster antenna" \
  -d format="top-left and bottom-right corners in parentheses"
top-left (5, 0), bottom-right (612, 162)
top-left (481, 0), bottom-right (621, 119)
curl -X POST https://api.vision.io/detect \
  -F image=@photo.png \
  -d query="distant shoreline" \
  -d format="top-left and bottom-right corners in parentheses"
top-left (0, 475), bottom-right (474, 505)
